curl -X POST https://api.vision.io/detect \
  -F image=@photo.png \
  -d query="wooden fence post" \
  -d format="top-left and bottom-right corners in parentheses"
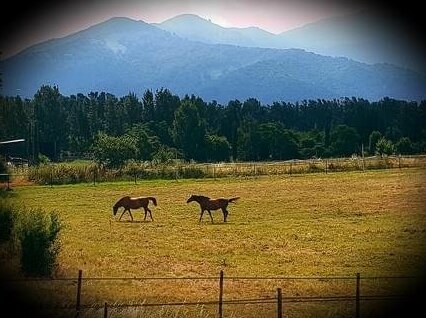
top-left (277, 288), bottom-right (283, 318)
top-left (218, 270), bottom-right (224, 318)
top-left (103, 302), bottom-right (108, 318)
top-left (356, 273), bottom-right (360, 318)
top-left (75, 269), bottom-right (83, 318)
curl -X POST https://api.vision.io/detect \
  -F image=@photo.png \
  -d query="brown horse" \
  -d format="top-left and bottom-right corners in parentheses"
top-left (186, 195), bottom-right (240, 223)
top-left (113, 196), bottom-right (157, 221)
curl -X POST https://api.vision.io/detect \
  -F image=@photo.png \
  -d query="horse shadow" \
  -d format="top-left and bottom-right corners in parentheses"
top-left (116, 219), bottom-right (153, 224)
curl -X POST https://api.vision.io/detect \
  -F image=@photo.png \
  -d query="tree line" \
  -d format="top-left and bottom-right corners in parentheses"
top-left (1, 85), bottom-right (425, 167)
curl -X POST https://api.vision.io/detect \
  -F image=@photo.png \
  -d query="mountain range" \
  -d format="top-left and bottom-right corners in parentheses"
top-left (1, 13), bottom-right (426, 104)
top-left (155, 12), bottom-right (426, 74)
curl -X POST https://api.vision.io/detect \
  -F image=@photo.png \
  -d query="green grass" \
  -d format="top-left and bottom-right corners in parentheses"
top-left (2, 168), bottom-right (426, 317)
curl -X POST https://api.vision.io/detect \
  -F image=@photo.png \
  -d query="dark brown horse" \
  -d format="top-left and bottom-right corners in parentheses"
top-left (113, 196), bottom-right (157, 221)
top-left (186, 195), bottom-right (240, 223)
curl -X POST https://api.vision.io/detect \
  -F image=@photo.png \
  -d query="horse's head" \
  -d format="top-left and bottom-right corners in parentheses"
top-left (113, 204), bottom-right (119, 216)
top-left (186, 195), bottom-right (196, 203)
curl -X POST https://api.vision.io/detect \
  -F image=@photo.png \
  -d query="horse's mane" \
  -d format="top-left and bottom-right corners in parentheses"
top-left (194, 195), bottom-right (210, 200)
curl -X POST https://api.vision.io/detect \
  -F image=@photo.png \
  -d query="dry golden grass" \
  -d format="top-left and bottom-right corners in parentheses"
top-left (3, 167), bottom-right (426, 317)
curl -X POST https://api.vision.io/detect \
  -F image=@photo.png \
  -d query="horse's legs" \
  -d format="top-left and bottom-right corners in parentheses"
top-left (119, 210), bottom-right (126, 221)
top-left (143, 207), bottom-right (153, 221)
top-left (119, 209), bottom-right (133, 221)
top-left (207, 210), bottom-right (214, 223)
top-left (222, 208), bottom-right (228, 222)
top-left (199, 209), bottom-right (205, 222)
top-left (147, 208), bottom-right (154, 221)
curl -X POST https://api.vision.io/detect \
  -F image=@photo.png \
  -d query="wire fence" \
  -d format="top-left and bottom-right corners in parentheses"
top-left (2, 155), bottom-right (426, 187)
top-left (3, 270), bottom-right (421, 318)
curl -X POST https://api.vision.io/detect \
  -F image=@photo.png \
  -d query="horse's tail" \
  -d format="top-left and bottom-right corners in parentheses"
top-left (228, 197), bottom-right (240, 203)
top-left (148, 197), bottom-right (157, 206)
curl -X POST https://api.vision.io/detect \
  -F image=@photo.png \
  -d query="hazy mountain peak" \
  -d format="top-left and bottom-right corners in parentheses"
top-left (87, 16), bottom-right (154, 32)
top-left (155, 13), bottom-right (276, 48)
top-left (156, 13), bottom-right (227, 33)
top-left (162, 13), bottom-right (212, 23)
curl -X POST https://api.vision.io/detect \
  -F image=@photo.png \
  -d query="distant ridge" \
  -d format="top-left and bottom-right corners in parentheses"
top-left (154, 14), bottom-right (277, 48)
top-left (1, 16), bottom-right (425, 103)
top-left (155, 12), bottom-right (426, 73)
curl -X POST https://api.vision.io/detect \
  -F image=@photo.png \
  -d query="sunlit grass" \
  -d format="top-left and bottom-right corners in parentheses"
top-left (3, 168), bottom-right (426, 317)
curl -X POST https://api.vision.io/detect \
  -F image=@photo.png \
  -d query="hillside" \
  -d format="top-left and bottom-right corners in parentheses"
top-left (2, 16), bottom-right (425, 103)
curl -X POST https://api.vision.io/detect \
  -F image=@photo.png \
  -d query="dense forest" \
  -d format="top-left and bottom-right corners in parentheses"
top-left (1, 85), bottom-right (425, 167)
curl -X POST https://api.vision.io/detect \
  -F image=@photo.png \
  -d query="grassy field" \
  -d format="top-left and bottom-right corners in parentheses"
top-left (2, 168), bottom-right (426, 317)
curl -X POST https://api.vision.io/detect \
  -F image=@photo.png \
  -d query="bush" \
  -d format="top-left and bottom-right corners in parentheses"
top-left (0, 202), bottom-right (14, 242)
top-left (18, 209), bottom-right (62, 277)
top-left (179, 165), bottom-right (206, 178)
top-left (376, 137), bottom-right (395, 156)
top-left (28, 162), bottom-right (102, 185)
top-left (0, 155), bottom-right (8, 174)
top-left (92, 132), bottom-right (138, 168)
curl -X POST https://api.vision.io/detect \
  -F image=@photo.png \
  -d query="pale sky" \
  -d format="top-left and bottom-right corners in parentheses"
top-left (0, 0), bottom-right (417, 59)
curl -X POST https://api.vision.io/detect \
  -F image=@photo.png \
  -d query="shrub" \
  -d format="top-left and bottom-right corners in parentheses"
top-left (375, 137), bottom-right (395, 156)
top-left (0, 155), bottom-right (8, 174)
top-left (28, 162), bottom-right (100, 185)
top-left (19, 209), bottom-right (62, 277)
top-left (0, 202), bottom-right (14, 242)
top-left (179, 165), bottom-right (206, 179)
top-left (92, 132), bottom-right (138, 168)
top-left (307, 162), bottom-right (323, 173)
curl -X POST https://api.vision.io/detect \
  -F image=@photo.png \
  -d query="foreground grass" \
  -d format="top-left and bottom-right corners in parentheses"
top-left (3, 168), bottom-right (426, 317)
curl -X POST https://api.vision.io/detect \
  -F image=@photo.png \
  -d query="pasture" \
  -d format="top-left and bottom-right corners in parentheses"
top-left (4, 168), bottom-right (426, 317)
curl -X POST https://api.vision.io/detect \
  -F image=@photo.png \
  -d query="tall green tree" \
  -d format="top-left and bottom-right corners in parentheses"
top-left (142, 89), bottom-right (155, 122)
top-left (104, 93), bottom-right (125, 136)
top-left (155, 88), bottom-right (180, 125)
top-left (121, 93), bottom-right (142, 127)
top-left (92, 132), bottom-right (138, 168)
top-left (236, 120), bottom-right (257, 161)
top-left (329, 125), bottom-right (360, 157)
top-left (395, 137), bottom-right (413, 155)
top-left (172, 99), bottom-right (206, 161)
top-left (368, 131), bottom-right (382, 155)
top-left (221, 100), bottom-right (242, 161)
top-left (33, 85), bottom-right (65, 160)
top-left (125, 124), bottom-right (159, 161)
top-left (205, 135), bottom-right (231, 162)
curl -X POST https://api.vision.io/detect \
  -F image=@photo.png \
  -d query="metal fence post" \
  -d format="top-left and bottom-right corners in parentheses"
top-left (218, 270), bottom-right (224, 318)
top-left (277, 288), bottom-right (283, 318)
top-left (75, 269), bottom-right (83, 318)
top-left (103, 302), bottom-right (108, 318)
top-left (356, 273), bottom-right (360, 318)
